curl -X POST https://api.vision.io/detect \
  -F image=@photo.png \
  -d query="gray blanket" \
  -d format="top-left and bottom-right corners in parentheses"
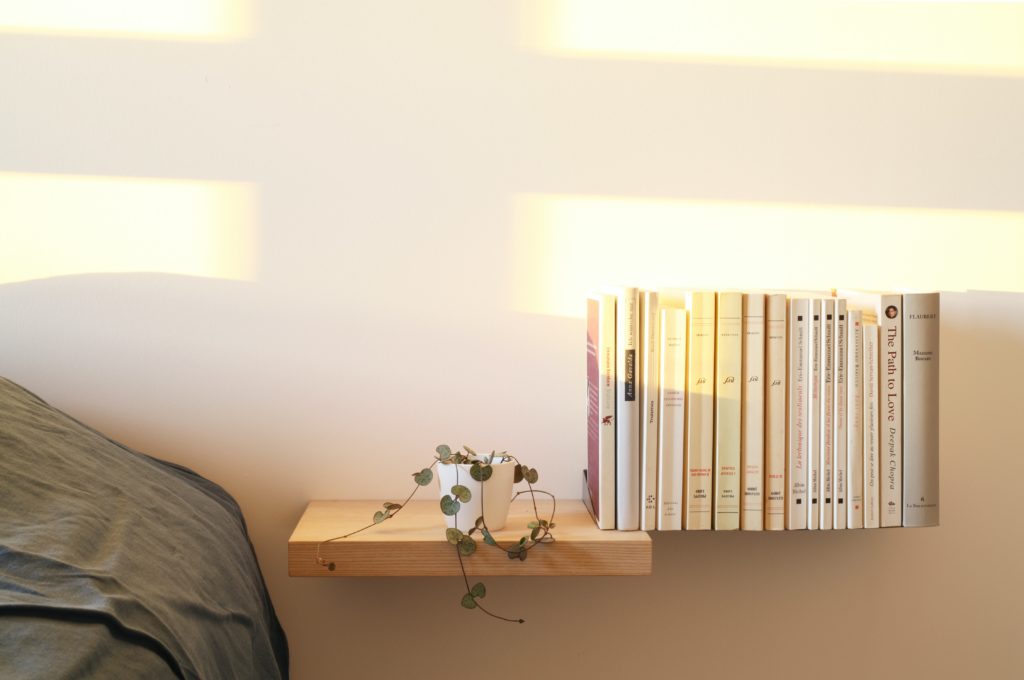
top-left (0, 378), bottom-right (288, 679)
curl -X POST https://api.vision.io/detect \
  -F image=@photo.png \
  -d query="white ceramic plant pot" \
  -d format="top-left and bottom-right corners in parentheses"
top-left (437, 460), bottom-right (515, 531)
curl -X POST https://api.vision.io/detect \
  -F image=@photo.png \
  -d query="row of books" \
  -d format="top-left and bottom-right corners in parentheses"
top-left (585, 288), bottom-right (939, 531)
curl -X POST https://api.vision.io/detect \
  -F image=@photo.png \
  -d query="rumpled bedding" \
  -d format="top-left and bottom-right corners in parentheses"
top-left (0, 378), bottom-right (288, 679)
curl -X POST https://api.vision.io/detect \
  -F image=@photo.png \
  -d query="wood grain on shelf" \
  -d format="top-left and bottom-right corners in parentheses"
top-left (288, 499), bottom-right (651, 577)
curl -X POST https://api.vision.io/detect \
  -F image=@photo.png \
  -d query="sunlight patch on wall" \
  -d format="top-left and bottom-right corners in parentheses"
top-left (511, 194), bottom-right (1024, 318)
top-left (0, 172), bottom-right (257, 284)
top-left (520, 0), bottom-right (1024, 76)
top-left (0, 0), bottom-right (252, 41)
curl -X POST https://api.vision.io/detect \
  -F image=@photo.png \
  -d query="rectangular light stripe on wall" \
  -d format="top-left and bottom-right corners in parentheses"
top-left (0, 0), bottom-right (252, 41)
top-left (0, 172), bottom-right (257, 284)
top-left (521, 0), bottom-right (1024, 76)
top-left (510, 193), bottom-right (1024, 318)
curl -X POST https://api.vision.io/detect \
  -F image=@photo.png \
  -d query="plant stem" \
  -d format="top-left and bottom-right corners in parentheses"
top-left (314, 459), bottom-right (439, 567)
top-left (455, 543), bottom-right (524, 624)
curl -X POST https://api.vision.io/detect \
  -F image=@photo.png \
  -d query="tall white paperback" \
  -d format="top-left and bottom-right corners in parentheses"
top-left (808, 299), bottom-right (822, 530)
top-left (902, 293), bottom-right (940, 527)
top-left (714, 292), bottom-right (742, 531)
top-left (741, 293), bottom-right (765, 531)
top-left (616, 287), bottom-right (641, 531)
top-left (764, 294), bottom-right (787, 531)
top-left (863, 324), bottom-right (881, 529)
top-left (834, 299), bottom-right (848, 530)
top-left (640, 291), bottom-right (661, 531)
top-left (586, 293), bottom-right (616, 529)
top-left (657, 306), bottom-right (687, 531)
top-left (819, 298), bottom-right (835, 530)
top-left (879, 294), bottom-right (903, 527)
top-left (685, 292), bottom-right (716, 530)
top-left (786, 298), bottom-right (809, 529)
top-left (846, 310), bottom-right (864, 529)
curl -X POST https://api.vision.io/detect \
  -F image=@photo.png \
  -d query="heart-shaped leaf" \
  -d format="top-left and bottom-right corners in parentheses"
top-left (458, 536), bottom-right (477, 556)
top-left (524, 467), bottom-right (539, 484)
top-left (436, 444), bottom-right (452, 460)
top-left (446, 528), bottom-right (463, 545)
top-left (373, 511), bottom-right (386, 524)
top-left (440, 495), bottom-right (460, 516)
top-left (463, 445), bottom-right (477, 457)
top-left (451, 485), bottom-right (471, 503)
top-left (470, 464), bottom-right (492, 482)
top-left (470, 582), bottom-right (486, 599)
top-left (474, 515), bottom-right (485, 530)
top-left (413, 468), bottom-right (433, 486)
top-left (461, 593), bottom-right (477, 609)
top-left (518, 549), bottom-right (528, 562)
top-left (383, 502), bottom-right (401, 511)
top-left (531, 526), bottom-right (541, 541)
top-left (482, 529), bottom-right (496, 546)
top-left (514, 464), bottom-right (524, 483)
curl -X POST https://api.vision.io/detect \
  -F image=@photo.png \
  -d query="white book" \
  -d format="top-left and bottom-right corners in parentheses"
top-left (714, 292), bottom-right (743, 531)
top-left (846, 310), bottom-right (865, 529)
top-left (657, 307), bottom-right (687, 531)
top-left (586, 293), bottom-right (616, 529)
top-left (640, 291), bottom-right (660, 531)
top-left (820, 298), bottom-right (835, 530)
top-left (764, 293), bottom-right (787, 531)
top-left (808, 299), bottom-right (821, 530)
top-left (685, 291), bottom-right (716, 530)
top-left (834, 298), bottom-right (848, 530)
top-left (616, 287), bottom-right (641, 531)
top-left (863, 323), bottom-right (881, 529)
top-left (879, 294), bottom-right (903, 527)
top-left (786, 298), bottom-right (809, 530)
top-left (741, 293), bottom-right (766, 531)
top-left (902, 293), bottom-right (940, 527)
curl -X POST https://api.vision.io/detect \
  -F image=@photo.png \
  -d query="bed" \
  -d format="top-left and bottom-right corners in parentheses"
top-left (0, 377), bottom-right (288, 679)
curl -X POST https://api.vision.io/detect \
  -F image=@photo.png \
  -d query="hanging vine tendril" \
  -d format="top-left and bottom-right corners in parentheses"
top-left (314, 444), bottom-right (556, 623)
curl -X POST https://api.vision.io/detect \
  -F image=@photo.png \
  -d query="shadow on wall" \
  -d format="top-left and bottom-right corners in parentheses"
top-left (3, 1), bottom-right (1024, 678)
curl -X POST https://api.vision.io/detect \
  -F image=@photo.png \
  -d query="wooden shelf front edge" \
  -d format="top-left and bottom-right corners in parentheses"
top-left (288, 499), bottom-right (652, 577)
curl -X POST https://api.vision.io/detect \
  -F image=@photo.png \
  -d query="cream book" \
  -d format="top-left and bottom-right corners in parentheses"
top-left (820, 298), bottom-right (835, 530)
top-left (657, 306), bottom-right (687, 531)
top-left (764, 293), bottom-right (787, 531)
top-left (640, 291), bottom-right (660, 531)
top-left (587, 293), bottom-right (617, 529)
top-left (741, 293), bottom-right (765, 531)
top-left (834, 298), bottom-right (848, 530)
top-left (714, 292), bottom-right (742, 531)
top-left (846, 310), bottom-right (864, 529)
top-left (786, 298), bottom-right (809, 529)
top-left (879, 293), bottom-right (903, 527)
top-left (863, 323), bottom-right (881, 529)
top-left (808, 299), bottom-right (821, 530)
top-left (685, 291), bottom-right (716, 530)
top-left (616, 287), bottom-right (640, 531)
top-left (902, 293), bottom-right (940, 527)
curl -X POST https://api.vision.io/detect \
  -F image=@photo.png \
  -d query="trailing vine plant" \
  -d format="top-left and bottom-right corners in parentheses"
top-left (314, 444), bottom-right (556, 623)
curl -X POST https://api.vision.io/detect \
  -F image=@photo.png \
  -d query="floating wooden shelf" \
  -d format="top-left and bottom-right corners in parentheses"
top-left (288, 499), bottom-right (651, 577)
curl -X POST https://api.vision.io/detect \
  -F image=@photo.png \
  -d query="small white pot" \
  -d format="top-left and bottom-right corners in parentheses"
top-left (437, 459), bottom-right (515, 531)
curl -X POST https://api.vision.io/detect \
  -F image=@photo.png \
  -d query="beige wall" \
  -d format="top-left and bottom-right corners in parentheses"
top-left (2, 3), bottom-right (1023, 678)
